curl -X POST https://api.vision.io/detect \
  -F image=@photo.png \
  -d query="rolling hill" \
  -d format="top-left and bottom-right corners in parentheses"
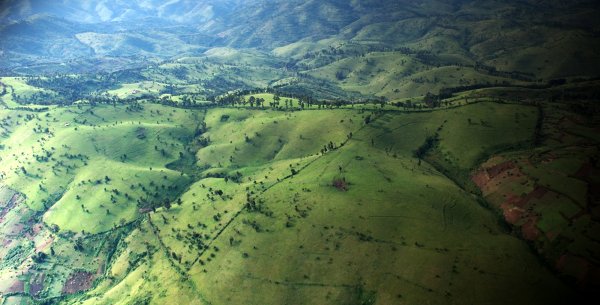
top-left (1, 1), bottom-right (600, 305)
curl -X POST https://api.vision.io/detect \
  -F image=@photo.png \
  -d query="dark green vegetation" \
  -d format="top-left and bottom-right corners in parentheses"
top-left (1, 0), bottom-right (600, 305)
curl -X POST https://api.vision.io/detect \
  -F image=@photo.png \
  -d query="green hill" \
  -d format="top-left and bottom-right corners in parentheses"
top-left (1, 1), bottom-right (600, 304)
top-left (0, 101), bottom-right (585, 304)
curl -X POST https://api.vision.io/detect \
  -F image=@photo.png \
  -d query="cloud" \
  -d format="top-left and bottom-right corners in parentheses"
top-left (17, 0), bottom-right (32, 16)
top-left (95, 2), bottom-right (113, 21)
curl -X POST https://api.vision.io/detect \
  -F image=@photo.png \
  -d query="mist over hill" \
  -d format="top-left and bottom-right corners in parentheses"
top-left (0, 0), bottom-right (246, 23)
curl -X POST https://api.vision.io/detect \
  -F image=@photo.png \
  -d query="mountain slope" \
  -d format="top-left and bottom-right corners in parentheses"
top-left (0, 103), bottom-right (584, 304)
top-left (0, 0), bottom-right (247, 24)
top-left (1, 0), bottom-right (599, 82)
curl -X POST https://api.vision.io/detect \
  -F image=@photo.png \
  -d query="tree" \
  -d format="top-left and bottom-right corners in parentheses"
top-left (74, 238), bottom-right (84, 251)
top-left (414, 134), bottom-right (439, 159)
top-left (32, 252), bottom-right (47, 263)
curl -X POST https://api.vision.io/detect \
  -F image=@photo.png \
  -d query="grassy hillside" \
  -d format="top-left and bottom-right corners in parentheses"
top-left (3, 0), bottom-right (600, 85)
top-left (1, 100), bottom-right (590, 304)
top-left (0, 104), bottom-right (198, 227)
top-left (1, 1), bottom-right (600, 304)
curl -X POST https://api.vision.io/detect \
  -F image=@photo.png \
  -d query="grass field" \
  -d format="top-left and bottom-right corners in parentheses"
top-left (0, 104), bottom-right (199, 231)
top-left (0, 97), bottom-right (592, 304)
top-left (1, 1), bottom-right (600, 304)
top-left (0, 77), bottom-right (58, 108)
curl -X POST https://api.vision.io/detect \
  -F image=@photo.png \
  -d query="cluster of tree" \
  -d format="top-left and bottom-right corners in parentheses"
top-left (473, 62), bottom-right (534, 81)
top-left (32, 251), bottom-right (48, 263)
top-left (11, 106), bottom-right (49, 112)
top-left (212, 88), bottom-right (362, 110)
top-left (414, 134), bottom-right (439, 159)
top-left (23, 68), bottom-right (146, 105)
top-left (292, 43), bottom-right (426, 70)
top-left (320, 141), bottom-right (338, 155)
top-left (33, 150), bottom-right (53, 162)
top-left (133, 180), bottom-right (186, 212)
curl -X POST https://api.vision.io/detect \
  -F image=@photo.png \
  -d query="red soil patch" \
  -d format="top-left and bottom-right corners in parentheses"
top-left (503, 193), bottom-right (522, 206)
top-left (6, 280), bottom-right (25, 293)
top-left (500, 202), bottom-right (524, 224)
top-left (332, 178), bottom-right (348, 191)
top-left (497, 188), bottom-right (548, 240)
top-left (471, 170), bottom-right (490, 189)
top-left (471, 161), bottom-right (518, 191)
top-left (32, 223), bottom-right (44, 235)
top-left (36, 236), bottom-right (55, 252)
top-left (521, 216), bottom-right (540, 240)
top-left (62, 271), bottom-right (95, 294)
top-left (473, 153), bottom-right (600, 291)
top-left (487, 161), bottom-right (516, 179)
top-left (29, 273), bottom-right (45, 297)
top-left (556, 254), bottom-right (591, 287)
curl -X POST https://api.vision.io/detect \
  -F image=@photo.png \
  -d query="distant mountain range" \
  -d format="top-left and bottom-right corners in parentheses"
top-left (1, 0), bottom-right (600, 80)
top-left (0, 0), bottom-right (247, 23)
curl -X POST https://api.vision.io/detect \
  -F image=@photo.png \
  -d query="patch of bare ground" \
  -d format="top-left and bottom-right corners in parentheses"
top-left (62, 271), bottom-right (95, 294)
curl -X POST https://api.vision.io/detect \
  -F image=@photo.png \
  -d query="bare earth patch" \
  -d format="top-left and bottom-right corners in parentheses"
top-left (30, 273), bottom-right (46, 297)
top-left (0, 193), bottom-right (23, 224)
top-left (62, 271), bottom-right (95, 294)
top-left (35, 235), bottom-right (55, 252)
top-left (472, 151), bottom-right (600, 290)
top-left (7, 280), bottom-right (24, 293)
